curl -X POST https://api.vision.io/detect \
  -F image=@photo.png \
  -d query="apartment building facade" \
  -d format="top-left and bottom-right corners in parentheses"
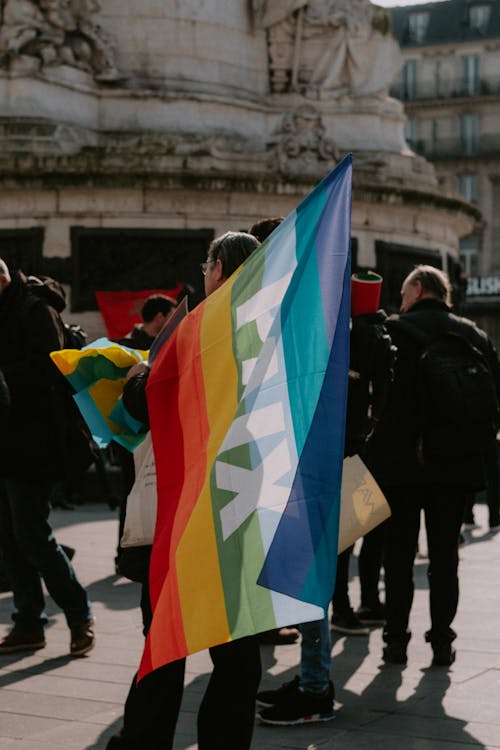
top-left (390, 0), bottom-right (500, 344)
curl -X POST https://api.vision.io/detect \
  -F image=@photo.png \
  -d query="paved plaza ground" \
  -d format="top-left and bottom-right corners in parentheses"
top-left (0, 501), bottom-right (499, 749)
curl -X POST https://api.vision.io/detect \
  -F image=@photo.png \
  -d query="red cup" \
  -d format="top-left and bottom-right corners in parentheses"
top-left (351, 271), bottom-right (383, 316)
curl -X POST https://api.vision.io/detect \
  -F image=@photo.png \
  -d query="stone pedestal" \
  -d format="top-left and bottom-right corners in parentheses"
top-left (0, 0), bottom-right (478, 335)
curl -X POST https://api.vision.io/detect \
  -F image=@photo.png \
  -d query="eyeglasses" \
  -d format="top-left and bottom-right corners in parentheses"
top-left (200, 260), bottom-right (216, 275)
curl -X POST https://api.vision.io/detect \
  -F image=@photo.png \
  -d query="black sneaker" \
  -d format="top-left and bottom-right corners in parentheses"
top-left (382, 641), bottom-right (408, 665)
top-left (257, 675), bottom-right (301, 707)
top-left (331, 610), bottom-right (370, 636)
top-left (432, 643), bottom-right (456, 667)
top-left (256, 680), bottom-right (335, 726)
top-left (356, 604), bottom-right (386, 626)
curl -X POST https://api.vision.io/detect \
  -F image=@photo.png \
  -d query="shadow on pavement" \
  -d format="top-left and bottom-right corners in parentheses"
top-left (0, 653), bottom-right (73, 689)
top-left (85, 574), bottom-right (141, 611)
top-left (86, 717), bottom-right (123, 750)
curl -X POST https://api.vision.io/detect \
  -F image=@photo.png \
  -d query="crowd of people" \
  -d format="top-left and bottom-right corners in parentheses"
top-left (1, 221), bottom-right (499, 748)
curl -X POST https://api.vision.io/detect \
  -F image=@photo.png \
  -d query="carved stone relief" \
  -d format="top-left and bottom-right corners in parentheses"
top-left (269, 104), bottom-right (339, 175)
top-left (0, 0), bottom-right (119, 82)
top-left (254, 0), bottom-right (403, 98)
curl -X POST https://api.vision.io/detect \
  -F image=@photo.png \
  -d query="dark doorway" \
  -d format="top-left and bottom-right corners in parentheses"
top-left (70, 227), bottom-right (214, 312)
top-left (0, 228), bottom-right (44, 275)
top-left (375, 241), bottom-right (442, 313)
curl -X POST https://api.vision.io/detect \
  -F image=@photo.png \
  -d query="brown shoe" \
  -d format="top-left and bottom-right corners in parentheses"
top-left (0, 629), bottom-right (46, 654)
top-left (70, 618), bottom-right (95, 657)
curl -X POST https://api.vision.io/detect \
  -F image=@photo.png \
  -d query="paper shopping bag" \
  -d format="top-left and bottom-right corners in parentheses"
top-left (338, 454), bottom-right (391, 553)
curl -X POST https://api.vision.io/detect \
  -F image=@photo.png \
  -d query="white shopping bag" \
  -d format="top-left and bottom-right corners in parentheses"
top-left (120, 432), bottom-right (157, 548)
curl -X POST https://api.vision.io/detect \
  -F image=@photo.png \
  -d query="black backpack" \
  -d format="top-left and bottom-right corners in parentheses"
top-left (23, 275), bottom-right (96, 474)
top-left (396, 320), bottom-right (499, 458)
top-left (25, 275), bottom-right (88, 349)
top-left (63, 323), bottom-right (87, 350)
top-left (345, 312), bottom-right (395, 456)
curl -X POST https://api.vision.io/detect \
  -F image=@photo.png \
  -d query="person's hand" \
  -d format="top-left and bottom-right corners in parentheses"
top-left (125, 361), bottom-right (149, 380)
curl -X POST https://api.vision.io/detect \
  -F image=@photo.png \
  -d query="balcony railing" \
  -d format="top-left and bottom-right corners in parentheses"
top-left (408, 135), bottom-right (500, 158)
top-left (392, 78), bottom-right (500, 102)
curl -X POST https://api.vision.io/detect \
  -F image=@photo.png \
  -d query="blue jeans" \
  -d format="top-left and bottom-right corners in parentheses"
top-left (299, 615), bottom-right (331, 693)
top-left (0, 478), bottom-right (92, 634)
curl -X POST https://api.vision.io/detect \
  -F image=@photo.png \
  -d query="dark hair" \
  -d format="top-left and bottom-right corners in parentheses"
top-left (248, 216), bottom-right (284, 243)
top-left (208, 231), bottom-right (259, 278)
top-left (141, 294), bottom-right (176, 322)
top-left (405, 264), bottom-right (451, 305)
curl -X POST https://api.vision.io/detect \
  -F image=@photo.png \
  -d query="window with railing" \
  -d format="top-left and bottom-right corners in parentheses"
top-left (408, 12), bottom-right (429, 43)
top-left (469, 4), bottom-right (491, 33)
top-left (458, 174), bottom-right (478, 203)
top-left (460, 114), bottom-right (478, 155)
top-left (402, 60), bottom-right (418, 100)
top-left (461, 55), bottom-right (480, 95)
top-left (460, 236), bottom-right (479, 276)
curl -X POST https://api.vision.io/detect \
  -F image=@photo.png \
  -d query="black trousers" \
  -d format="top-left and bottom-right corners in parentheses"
top-left (383, 484), bottom-right (466, 646)
top-left (331, 547), bottom-right (353, 614)
top-left (121, 634), bottom-right (261, 750)
top-left (332, 522), bottom-right (387, 615)
top-left (358, 521), bottom-right (387, 609)
top-left (120, 575), bottom-right (261, 750)
top-left (464, 436), bottom-right (499, 526)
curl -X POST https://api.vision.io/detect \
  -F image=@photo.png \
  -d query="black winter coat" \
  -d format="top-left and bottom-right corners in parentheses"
top-left (0, 367), bottom-right (10, 422)
top-left (0, 272), bottom-right (69, 479)
top-left (366, 298), bottom-right (500, 491)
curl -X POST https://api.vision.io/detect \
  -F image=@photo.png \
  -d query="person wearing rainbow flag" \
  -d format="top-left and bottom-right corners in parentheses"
top-left (108, 155), bottom-right (352, 745)
top-left (107, 231), bottom-right (262, 750)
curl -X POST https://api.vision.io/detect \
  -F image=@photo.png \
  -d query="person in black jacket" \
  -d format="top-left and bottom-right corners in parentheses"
top-left (0, 366), bottom-right (9, 421)
top-left (0, 367), bottom-right (10, 592)
top-left (0, 259), bottom-right (94, 657)
top-left (369, 264), bottom-right (500, 667)
top-left (331, 308), bottom-right (394, 636)
top-left (115, 294), bottom-right (177, 350)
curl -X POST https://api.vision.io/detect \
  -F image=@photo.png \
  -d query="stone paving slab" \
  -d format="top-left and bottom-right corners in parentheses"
top-left (0, 503), bottom-right (499, 749)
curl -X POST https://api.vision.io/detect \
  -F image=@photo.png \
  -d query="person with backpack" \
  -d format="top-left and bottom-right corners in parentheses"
top-left (331, 304), bottom-right (395, 636)
top-left (0, 258), bottom-right (94, 656)
top-left (21, 274), bottom-right (99, 511)
top-left (369, 264), bottom-right (500, 667)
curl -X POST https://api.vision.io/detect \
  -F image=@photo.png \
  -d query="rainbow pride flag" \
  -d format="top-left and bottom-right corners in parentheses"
top-left (50, 339), bottom-right (148, 451)
top-left (139, 155), bottom-right (352, 678)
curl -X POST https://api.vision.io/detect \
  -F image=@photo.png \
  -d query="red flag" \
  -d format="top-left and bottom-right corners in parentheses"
top-left (96, 286), bottom-right (183, 339)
